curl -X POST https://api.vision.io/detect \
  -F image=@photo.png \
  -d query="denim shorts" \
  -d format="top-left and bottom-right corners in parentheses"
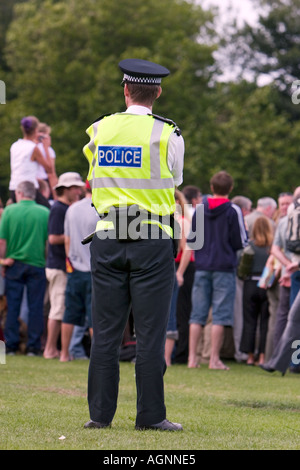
top-left (63, 270), bottom-right (92, 328)
top-left (189, 270), bottom-right (236, 326)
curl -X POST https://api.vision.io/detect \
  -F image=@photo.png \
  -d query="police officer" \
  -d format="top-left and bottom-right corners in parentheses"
top-left (83, 59), bottom-right (184, 431)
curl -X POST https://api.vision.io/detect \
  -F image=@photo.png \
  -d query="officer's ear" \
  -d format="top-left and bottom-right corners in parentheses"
top-left (156, 86), bottom-right (162, 100)
top-left (124, 83), bottom-right (130, 98)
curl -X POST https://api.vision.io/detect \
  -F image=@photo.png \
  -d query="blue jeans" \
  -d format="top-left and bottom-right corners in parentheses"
top-left (63, 270), bottom-right (92, 327)
top-left (190, 270), bottom-right (236, 326)
top-left (4, 261), bottom-right (46, 351)
top-left (69, 320), bottom-right (89, 358)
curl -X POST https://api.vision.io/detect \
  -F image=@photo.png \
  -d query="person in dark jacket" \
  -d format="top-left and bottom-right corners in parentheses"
top-left (187, 171), bottom-right (248, 370)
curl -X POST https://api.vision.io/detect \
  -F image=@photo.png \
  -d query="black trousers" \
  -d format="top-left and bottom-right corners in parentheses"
top-left (87, 232), bottom-right (175, 426)
top-left (240, 279), bottom-right (269, 354)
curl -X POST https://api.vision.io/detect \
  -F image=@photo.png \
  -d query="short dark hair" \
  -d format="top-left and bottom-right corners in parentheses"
top-left (210, 171), bottom-right (233, 196)
top-left (127, 83), bottom-right (160, 107)
top-left (55, 186), bottom-right (66, 197)
top-left (182, 185), bottom-right (201, 204)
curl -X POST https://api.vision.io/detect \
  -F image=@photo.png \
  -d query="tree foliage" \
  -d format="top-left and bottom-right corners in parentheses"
top-left (188, 82), bottom-right (300, 199)
top-left (246, 0), bottom-right (300, 89)
top-left (228, 0), bottom-right (300, 119)
top-left (0, 0), bottom-right (215, 199)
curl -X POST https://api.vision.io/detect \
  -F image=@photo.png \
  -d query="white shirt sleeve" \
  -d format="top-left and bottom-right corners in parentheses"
top-left (167, 132), bottom-right (184, 187)
top-left (231, 203), bottom-right (249, 248)
top-left (126, 105), bottom-right (185, 187)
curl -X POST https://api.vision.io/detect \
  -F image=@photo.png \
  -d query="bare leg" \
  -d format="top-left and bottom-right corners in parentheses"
top-left (209, 324), bottom-right (229, 370)
top-left (256, 353), bottom-right (265, 366)
top-left (43, 318), bottom-right (61, 359)
top-left (188, 323), bottom-right (203, 368)
top-left (60, 323), bottom-right (74, 362)
top-left (164, 338), bottom-right (175, 366)
top-left (246, 352), bottom-right (255, 365)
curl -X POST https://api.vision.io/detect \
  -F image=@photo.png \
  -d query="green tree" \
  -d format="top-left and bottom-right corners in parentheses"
top-left (246, 0), bottom-right (300, 90)
top-left (185, 81), bottom-right (300, 201)
top-left (228, 0), bottom-right (300, 119)
top-left (0, 0), bottom-right (27, 70)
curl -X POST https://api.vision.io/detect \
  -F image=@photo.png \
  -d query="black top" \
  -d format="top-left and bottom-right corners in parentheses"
top-left (46, 200), bottom-right (69, 271)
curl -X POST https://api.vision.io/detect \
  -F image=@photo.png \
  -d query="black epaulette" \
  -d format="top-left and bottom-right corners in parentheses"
top-left (148, 113), bottom-right (181, 136)
top-left (92, 112), bottom-right (182, 136)
top-left (92, 113), bottom-right (112, 124)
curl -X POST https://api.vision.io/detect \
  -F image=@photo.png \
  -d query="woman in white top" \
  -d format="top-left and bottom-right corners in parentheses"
top-left (9, 116), bottom-right (54, 206)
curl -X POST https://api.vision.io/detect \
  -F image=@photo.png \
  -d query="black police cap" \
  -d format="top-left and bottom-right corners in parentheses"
top-left (119, 58), bottom-right (170, 85)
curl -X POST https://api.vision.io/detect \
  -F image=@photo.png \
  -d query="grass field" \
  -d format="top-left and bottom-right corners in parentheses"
top-left (0, 356), bottom-right (300, 451)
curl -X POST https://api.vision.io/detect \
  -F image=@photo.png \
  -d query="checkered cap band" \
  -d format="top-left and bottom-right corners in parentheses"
top-left (123, 73), bottom-right (162, 84)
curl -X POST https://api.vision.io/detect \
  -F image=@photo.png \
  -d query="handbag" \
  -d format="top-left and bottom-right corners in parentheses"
top-left (237, 244), bottom-right (255, 280)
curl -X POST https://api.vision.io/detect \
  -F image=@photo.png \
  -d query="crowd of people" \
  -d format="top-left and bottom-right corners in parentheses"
top-left (0, 114), bottom-right (300, 377)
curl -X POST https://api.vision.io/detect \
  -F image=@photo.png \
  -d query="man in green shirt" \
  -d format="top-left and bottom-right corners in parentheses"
top-left (0, 181), bottom-right (49, 355)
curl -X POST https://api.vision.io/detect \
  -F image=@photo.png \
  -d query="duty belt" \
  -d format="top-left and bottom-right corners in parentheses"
top-left (81, 204), bottom-right (181, 246)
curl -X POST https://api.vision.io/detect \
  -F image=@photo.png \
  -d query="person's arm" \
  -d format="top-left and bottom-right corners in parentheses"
top-left (31, 136), bottom-right (53, 173)
top-left (167, 132), bottom-right (184, 187)
top-left (0, 238), bottom-right (6, 259)
top-left (176, 245), bottom-right (191, 286)
top-left (64, 234), bottom-right (70, 258)
top-left (0, 239), bottom-right (14, 267)
top-left (279, 260), bottom-right (299, 286)
top-left (271, 244), bottom-right (291, 268)
top-left (175, 216), bottom-right (192, 286)
top-left (48, 234), bottom-right (65, 245)
top-left (285, 261), bottom-right (300, 275)
top-left (46, 140), bottom-right (58, 191)
top-left (0, 214), bottom-right (13, 265)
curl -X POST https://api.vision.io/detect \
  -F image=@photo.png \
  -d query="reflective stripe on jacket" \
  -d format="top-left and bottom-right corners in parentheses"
top-left (83, 113), bottom-right (176, 219)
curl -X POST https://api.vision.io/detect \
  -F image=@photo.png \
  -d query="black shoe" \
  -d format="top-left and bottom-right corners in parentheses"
top-left (84, 420), bottom-right (111, 429)
top-left (135, 419), bottom-right (183, 431)
top-left (6, 347), bottom-right (16, 356)
top-left (259, 364), bottom-right (275, 373)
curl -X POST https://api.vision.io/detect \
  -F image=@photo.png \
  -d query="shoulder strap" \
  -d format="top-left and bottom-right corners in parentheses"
top-left (92, 113), bottom-right (113, 124)
top-left (92, 112), bottom-right (182, 136)
top-left (148, 113), bottom-right (181, 136)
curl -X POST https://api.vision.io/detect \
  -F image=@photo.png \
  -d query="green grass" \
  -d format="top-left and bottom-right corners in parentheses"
top-left (1, 356), bottom-right (300, 450)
